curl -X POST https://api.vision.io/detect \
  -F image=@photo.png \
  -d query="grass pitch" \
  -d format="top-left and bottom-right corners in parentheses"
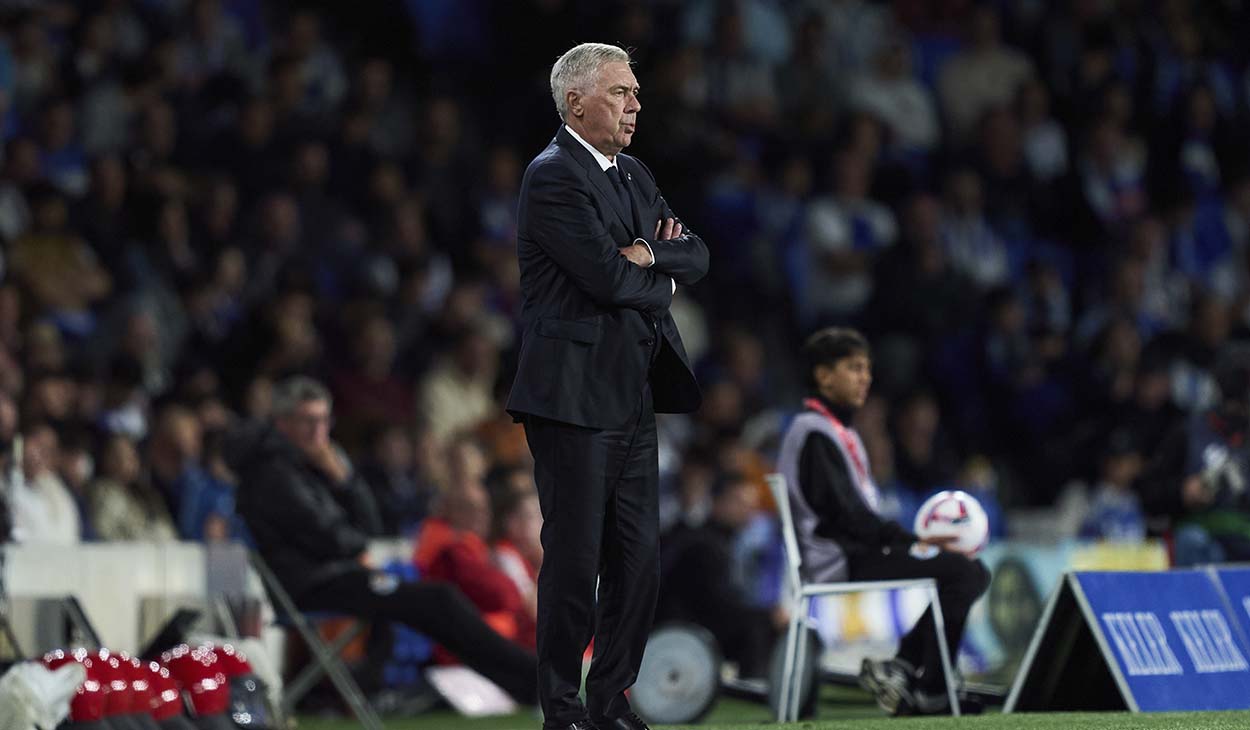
top-left (295, 688), bottom-right (1250, 730)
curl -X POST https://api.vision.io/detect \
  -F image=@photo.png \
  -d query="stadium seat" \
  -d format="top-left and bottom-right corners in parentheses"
top-left (246, 551), bottom-right (383, 730)
top-left (765, 473), bottom-right (960, 721)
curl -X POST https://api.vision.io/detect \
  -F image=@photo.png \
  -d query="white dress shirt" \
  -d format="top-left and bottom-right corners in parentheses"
top-left (564, 126), bottom-right (675, 294)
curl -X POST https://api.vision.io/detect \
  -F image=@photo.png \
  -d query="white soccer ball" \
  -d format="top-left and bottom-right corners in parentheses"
top-left (913, 490), bottom-right (990, 556)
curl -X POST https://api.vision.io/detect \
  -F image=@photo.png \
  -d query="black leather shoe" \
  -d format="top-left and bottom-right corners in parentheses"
top-left (594, 712), bottom-right (650, 730)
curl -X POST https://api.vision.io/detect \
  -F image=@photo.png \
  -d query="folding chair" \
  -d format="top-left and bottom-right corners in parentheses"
top-left (247, 551), bottom-right (384, 730)
top-left (765, 473), bottom-right (960, 721)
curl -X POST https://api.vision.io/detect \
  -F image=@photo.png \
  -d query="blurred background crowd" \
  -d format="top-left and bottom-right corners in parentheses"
top-left (4, 0), bottom-right (1250, 589)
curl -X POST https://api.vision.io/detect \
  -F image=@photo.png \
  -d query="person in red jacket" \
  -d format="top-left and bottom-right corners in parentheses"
top-left (492, 484), bottom-right (544, 651)
top-left (413, 480), bottom-right (531, 651)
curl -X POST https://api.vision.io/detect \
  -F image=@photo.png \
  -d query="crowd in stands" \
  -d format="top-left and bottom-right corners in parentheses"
top-left (4, 0), bottom-right (1250, 649)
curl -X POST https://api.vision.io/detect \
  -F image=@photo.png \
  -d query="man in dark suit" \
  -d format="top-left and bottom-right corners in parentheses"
top-left (506, 43), bottom-right (708, 730)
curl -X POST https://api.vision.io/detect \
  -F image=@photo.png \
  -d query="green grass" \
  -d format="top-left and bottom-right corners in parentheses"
top-left (294, 687), bottom-right (1250, 730)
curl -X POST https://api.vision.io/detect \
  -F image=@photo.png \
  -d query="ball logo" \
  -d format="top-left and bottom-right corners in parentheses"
top-left (913, 490), bottom-right (989, 555)
top-left (922, 499), bottom-right (969, 529)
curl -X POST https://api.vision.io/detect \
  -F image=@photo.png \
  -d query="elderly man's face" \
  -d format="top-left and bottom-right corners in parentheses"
top-left (277, 398), bottom-right (332, 454)
top-left (571, 61), bottom-right (640, 157)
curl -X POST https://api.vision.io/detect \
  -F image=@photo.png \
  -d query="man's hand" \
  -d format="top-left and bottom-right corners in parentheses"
top-left (619, 217), bottom-right (685, 267)
top-left (917, 534), bottom-right (977, 557)
top-left (307, 441), bottom-right (352, 484)
top-left (654, 217), bottom-right (682, 240)
top-left (619, 243), bottom-right (653, 266)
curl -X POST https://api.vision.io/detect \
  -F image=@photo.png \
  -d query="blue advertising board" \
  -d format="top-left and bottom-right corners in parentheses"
top-left (1071, 570), bottom-right (1250, 711)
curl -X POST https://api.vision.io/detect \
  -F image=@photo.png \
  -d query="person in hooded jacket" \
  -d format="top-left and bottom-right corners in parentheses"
top-left (230, 375), bottom-right (537, 705)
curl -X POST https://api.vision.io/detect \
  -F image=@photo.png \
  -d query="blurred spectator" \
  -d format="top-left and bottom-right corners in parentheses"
top-left (846, 34), bottom-right (939, 154)
top-left (10, 423), bottom-right (81, 544)
top-left (413, 479), bottom-right (533, 651)
top-left (331, 312), bottom-right (413, 449)
top-left (89, 432), bottom-right (177, 541)
top-left (870, 194), bottom-right (978, 344)
top-left (803, 147), bottom-right (897, 323)
top-left (1074, 256), bottom-right (1165, 348)
top-left (940, 168), bottom-right (1009, 290)
top-left (357, 422), bottom-right (430, 538)
top-left (1016, 78), bottom-right (1068, 183)
top-left (657, 470), bottom-right (781, 679)
top-left (938, 5), bottom-right (1034, 143)
top-left (417, 323), bottom-right (498, 445)
top-left (1136, 349), bottom-right (1250, 565)
top-left (38, 98), bottom-right (88, 196)
top-left (354, 56), bottom-right (414, 159)
top-left (147, 403), bottom-right (235, 541)
top-left (1166, 292), bottom-right (1232, 413)
top-left (1080, 431), bottom-right (1147, 541)
top-left (175, 0), bottom-right (250, 89)
top-left (491, 482), bottom-right (542, 652)
top-left (1066, 114), bottom-right (1148, 243)
top-left (891, 390), bottom-right (958, 495)
top-left (280, 9), bottom-right (348, 119)
top-left (775, 12), bottom-right (838, 141)
top-left (9, 186), bottom-right (112, 338)
top-left (701, 6), bottom-right (779, 130)
top-left (231, 375), bottom-right (538, 702)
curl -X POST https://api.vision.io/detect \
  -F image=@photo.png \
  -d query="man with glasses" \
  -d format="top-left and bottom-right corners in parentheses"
top-left (232, 376), bottom-right (538, 705)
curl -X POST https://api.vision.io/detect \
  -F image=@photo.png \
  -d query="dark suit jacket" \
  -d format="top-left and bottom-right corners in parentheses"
top-left (506, 126), bottom-right (708, 429)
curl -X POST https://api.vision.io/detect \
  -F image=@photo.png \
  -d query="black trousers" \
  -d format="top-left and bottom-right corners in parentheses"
top-left (849, 549), bottom-right (991, 690)
top-left (296, 570), bottom-right (538, 704)
top-left (523, 386), bottom-right (660, 727)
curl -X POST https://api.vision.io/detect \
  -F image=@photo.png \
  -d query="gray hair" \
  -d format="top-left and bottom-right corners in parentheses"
top-left (271, 375), bottom-right (332, 417)
top-left (550, 43), bottom-right (631, 120)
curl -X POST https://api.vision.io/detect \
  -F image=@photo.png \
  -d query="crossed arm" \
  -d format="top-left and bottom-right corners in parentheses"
top-left (526, 161), bottom-right (676, 313)
top-left (621, 189), bottom-right (710, 287)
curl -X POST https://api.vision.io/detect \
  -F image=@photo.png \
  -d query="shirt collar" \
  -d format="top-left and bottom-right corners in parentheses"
top-left (807, 391), bottom-right (858, 426)
top-left (564, 124), bottom-right (615, 172)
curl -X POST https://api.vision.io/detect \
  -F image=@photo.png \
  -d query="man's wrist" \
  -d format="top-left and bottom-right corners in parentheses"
top-left (633, 238), bottom-right (656, 267)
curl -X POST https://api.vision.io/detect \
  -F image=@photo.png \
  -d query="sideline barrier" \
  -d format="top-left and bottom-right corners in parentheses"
top-left (1006, 569), bottom-right (1250, 712)
top-left (2, 539), bottom-right (413, 653)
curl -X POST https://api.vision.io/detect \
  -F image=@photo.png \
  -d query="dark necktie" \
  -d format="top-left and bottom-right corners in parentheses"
top-left (606, 165), bottom-right (634, 221)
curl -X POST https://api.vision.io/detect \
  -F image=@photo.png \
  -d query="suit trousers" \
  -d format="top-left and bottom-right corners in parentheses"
top-left (849, 549), bottom-right (991, 690)
top-left (523, 383), bottom-right (659, 727)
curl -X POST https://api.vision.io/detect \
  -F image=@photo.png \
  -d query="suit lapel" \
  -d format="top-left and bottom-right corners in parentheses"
top-left (556, 127), bottom-right (635, 236)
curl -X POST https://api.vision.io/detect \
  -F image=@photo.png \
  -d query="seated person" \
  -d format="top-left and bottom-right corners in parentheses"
top-left (413, 479), bottom-right (532, 651)
top-left (230, 376), bottom-right (536, 704)
top-left (89, 433), bottom-right (178, 541)
top-left (1136, 350), bottom-right (1250, 564)
top-left (779, 328), bottom-right (990, 715)
top-left (656, 470), bottom-right (783, 679)
top-left (491, 484), bottom-right (543, 651)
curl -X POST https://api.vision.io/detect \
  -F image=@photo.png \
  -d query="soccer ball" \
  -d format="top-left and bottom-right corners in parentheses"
top-left (913, 490), bottom-right (990, 556)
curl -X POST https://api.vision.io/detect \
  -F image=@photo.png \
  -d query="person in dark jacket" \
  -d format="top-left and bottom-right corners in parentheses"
top-left (231, 376), bottom-right (537, 705)
top-left (776, 328), bottom-right (990, 716)
top-left (1135, 347), bottom-right (1250, 565)
top-left (656, 470), bottom-right (783, 679)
